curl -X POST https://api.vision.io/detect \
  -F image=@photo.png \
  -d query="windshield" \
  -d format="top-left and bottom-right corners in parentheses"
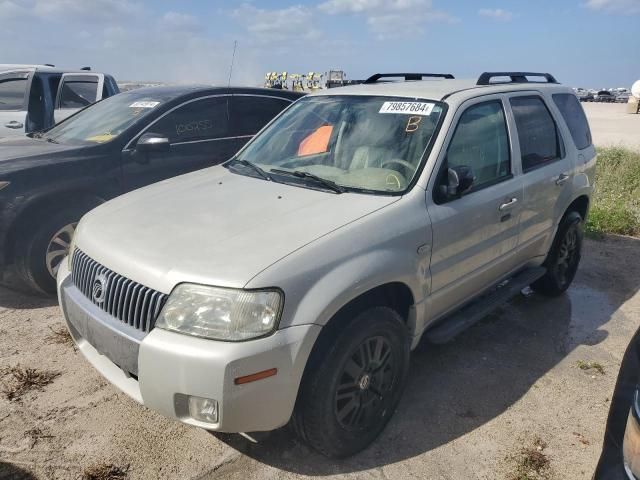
top-left (42, 94), bottom-right (164, 146)
top-left (233, 95), bottom-right (445, 194)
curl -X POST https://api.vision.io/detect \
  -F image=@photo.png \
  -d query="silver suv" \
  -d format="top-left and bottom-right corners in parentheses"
top-left (57, 71), bottom-right (596, 458)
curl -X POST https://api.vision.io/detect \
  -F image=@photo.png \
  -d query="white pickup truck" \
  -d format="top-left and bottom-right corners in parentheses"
top-left (0, 64), bottom-right (119, 137)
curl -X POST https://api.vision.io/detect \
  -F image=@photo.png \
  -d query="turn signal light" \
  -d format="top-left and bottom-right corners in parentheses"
top-left (234, 368), bottom-right (278, 385)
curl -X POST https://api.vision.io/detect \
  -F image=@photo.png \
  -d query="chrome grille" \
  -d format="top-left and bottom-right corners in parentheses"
top-left (70, 249), bottom-right (167, 333)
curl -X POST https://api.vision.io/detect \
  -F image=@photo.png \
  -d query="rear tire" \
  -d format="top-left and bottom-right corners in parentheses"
top-left (15, 205), bottom-right (89, 294)
top-left (292, 306), bottom-right (410, 458)
top-left (531, 211), bottom-right (583, 297)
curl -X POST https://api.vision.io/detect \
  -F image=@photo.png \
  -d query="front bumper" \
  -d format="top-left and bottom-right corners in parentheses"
top-left (57, 261), bottom-right (321, 432)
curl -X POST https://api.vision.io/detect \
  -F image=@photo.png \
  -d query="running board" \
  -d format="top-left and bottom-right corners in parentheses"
top-left (425, 267), bottom-right (546, 344)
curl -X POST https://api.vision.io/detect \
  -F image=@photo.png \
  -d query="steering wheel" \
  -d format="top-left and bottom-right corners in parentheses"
top-left (381, 159), bottom-right (415, 177)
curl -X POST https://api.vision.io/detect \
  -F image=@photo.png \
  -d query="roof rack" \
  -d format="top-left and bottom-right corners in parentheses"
top-left (477, 72), bottom-right (558, 86)
top-left (364, 73), bottom-right (455, 83)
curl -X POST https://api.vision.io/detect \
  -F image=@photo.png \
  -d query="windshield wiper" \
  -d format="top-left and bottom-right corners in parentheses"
top-left (46, 137), bottom-right (59, 144)
top-left (227, 159), bottom-right (272, 181)
top-left (270, 169), bottom-right (345, 194)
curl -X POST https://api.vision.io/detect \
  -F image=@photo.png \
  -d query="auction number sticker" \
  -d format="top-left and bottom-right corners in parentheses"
top-left (379, 101), bottom-right (435, 116)
top-left (129, 101), bottom-right (160, 108)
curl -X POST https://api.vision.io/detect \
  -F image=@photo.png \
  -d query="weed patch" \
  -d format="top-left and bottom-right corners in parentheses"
top-left (577, 360), bottom-right (605, 375)
top-left (507, 437), bottom-right (551, 480)
top-left (1, 366), bottom-right (60, 401)
top-left (587, 147), bottom-right (640, 237)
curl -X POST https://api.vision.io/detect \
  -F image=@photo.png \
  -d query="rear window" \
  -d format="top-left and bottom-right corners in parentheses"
top-left (510, 96), bottom-right (561, 171)
top-left (553, 93), bottom-right (592, 150)
top-left (0, 77), bottom-right (28, 110)
top-left (59, 81), bottom-right (98, 108)
top-left (231, 96), bottom-right (292, 136)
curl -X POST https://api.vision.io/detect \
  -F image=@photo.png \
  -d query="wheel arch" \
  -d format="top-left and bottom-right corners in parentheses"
top-left (566, 194), bottom-right (589, 221)
top-left (301, 281), bottom-right (415, 379)
top-left (5, 189), bottom-right (105, 264)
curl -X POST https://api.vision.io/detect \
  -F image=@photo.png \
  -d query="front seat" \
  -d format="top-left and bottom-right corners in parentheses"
top-left (350, 146), bottom-right (391, 170)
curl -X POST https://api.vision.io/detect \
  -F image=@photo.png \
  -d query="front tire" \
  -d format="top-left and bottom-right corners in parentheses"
top-left (531, 210), bottom-right (583, 296)
top-left (293, 306), bottom-right (410, 458)
top-left (15, 206), bottom-right (87, 294)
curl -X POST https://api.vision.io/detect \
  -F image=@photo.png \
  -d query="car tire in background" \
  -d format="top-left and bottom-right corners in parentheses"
top-left (15, 204), bottom-right (93, 294)
top-left (292, 306), bottom-right (410, 458)
top-left (531, 210), bottom-right (583, 297)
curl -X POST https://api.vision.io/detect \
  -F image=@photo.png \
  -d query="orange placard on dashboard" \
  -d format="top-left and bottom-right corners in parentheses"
top-left (298, 125), bottom-right (333, 156)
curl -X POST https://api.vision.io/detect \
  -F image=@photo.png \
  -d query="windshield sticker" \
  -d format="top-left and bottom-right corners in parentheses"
top-left (129, 101), bottom-right (160, 108)
top-left (379, 101), bottom-right (435, 116)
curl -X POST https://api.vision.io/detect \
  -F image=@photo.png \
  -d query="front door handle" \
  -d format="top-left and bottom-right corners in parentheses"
top-left (499, 198), bottom-right (518, 211)
top-left (556, 173), bottom-right (570, 186)
top-left (5, 121), bottom-right (23, 129)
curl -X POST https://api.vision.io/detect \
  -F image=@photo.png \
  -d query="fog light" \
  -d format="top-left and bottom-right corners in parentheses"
top-left (188, 396), bottom-right (219, 424)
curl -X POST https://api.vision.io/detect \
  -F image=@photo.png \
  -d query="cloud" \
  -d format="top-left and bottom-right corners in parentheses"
top-left (584, 0), bottom-right (640, 13)
top-left (160, 11), bottom-right (201, 31)
top-left (478, 8), bottom-right (514, 21)
top-left (232, 4), bottom-right (321, 43)
top-left (318, 0), bottom-right (458, 38)
top-left (0, 0), bottom-right (261, 85)
top-left (319, 0), bottom-right (428, 14)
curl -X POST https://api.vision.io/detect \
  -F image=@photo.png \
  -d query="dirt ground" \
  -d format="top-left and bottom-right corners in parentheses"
top-left (581, 102), bottom-right (640, 150)
top-left (1, 235), bottom-right (639, 480)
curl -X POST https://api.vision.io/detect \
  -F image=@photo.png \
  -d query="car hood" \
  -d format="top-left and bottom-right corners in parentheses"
top-left (75, 166), bottom-right (399, 294)
top-left (0, 136), bottom-right (80, 172)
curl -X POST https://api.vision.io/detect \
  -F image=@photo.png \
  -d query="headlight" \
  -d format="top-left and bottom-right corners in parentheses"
top-left (0, 181), bottom-right (9, 191)
top-left (156, 284), bottom-right (283, 341)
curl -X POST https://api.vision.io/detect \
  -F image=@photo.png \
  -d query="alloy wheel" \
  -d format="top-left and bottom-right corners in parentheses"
top-left (45, 222), bottom-right (77, 279)
top-left (334, 335), bottom-right (397, 430)
top-left (556, 227), bottom-right (579, 287)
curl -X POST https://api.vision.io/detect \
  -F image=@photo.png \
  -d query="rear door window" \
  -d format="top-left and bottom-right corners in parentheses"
top-left (230, 96), bottom-right (292, 136)
top-left (510, 96), bottom-right (562, 171)
top-left (149, 96), bottom-right (229, 143)
top-left (0, 75), bottom-right (28, 110)
top-left (59, 80), bottom-right (99, 108)
top-left (552, 93), bottom-right (592, 150)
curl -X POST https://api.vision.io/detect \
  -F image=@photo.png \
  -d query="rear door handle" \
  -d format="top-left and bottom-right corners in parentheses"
top-left (499, 198), bottom-right (518, 211)
top-left (556, 173), bottom-right (570, 186)
top-left (5, 121), bottom-right (23, 129)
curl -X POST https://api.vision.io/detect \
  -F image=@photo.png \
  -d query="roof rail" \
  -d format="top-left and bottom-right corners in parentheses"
top-left (44, 64), bottom-right (55, 67)
top-left (364, 72), bottom-right (455, 83)
top-left (477, 72), bottom-right (558, 86)
top-left (80, 66), bottom-right (91, 71)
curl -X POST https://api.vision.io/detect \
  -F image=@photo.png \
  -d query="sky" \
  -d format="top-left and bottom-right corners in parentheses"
top-left (1, 0), bottom-right (638, 88)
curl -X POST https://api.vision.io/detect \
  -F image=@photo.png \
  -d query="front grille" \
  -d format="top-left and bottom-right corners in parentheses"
top-left (70, 249), bottom-right (167, 333)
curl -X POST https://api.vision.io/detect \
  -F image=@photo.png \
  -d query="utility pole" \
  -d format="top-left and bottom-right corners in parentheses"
top-left (228, 40), bottom-right (237, 86)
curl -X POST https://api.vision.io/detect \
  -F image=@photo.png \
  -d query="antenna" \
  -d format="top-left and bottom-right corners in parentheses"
top-left (227, 40), bottom-right (237, 87)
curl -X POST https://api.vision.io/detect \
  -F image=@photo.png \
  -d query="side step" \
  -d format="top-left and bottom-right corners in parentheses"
top-left (425, 267), bottom-right (546, 344)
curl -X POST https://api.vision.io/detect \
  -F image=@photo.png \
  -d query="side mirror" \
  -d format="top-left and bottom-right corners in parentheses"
top-left (445, 165), bottom-right (475, 198)
top-left (136, 133), bottom-right (170, 153)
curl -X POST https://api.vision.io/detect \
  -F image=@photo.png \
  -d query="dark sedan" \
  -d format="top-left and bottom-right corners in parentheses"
top-left (0, 85), bottom-right (303, 293)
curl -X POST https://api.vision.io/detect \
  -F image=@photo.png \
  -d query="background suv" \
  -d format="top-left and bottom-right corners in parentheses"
top-left (58, 71), bottom-right (596, 458)
top-left (0, 64), bottom-right (119, 137)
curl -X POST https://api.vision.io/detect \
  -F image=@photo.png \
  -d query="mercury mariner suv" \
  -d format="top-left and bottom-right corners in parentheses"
top-left (58, 72), bottom-right (596, 458)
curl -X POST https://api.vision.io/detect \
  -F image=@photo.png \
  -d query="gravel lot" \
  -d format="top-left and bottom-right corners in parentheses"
top-left (1, 102), bottom-right (639, 480)
top-left (582, 102), bottom-right (640, 150)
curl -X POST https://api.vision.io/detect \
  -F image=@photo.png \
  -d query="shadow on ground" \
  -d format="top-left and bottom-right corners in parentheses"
top-left (214, 236), bottom-right (640, 476)
top-left (0, 462), bottom-right (37, 480)
top-left (0, 267), bottom-right (56, 310)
